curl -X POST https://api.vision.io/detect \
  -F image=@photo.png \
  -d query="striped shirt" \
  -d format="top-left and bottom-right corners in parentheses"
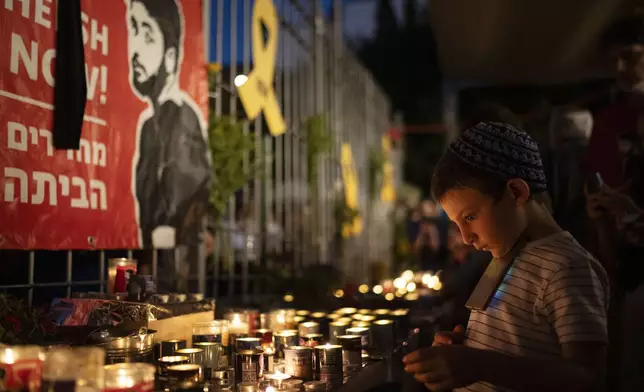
top-left (455, 231), bottom-right (609, 392)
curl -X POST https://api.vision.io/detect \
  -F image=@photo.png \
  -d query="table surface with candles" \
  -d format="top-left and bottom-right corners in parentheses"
top-left (0, 301), bottom-right (419, 392)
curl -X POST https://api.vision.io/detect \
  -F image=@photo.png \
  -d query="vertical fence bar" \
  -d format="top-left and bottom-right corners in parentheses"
top-left (325, 30), bottom-right (333, 264)
top-left (66, 250), bottom-right (73, 297)
top-left (293, 62), bottom-right (301, 271)
top-left (215, 0), bottom-right (224, 116)
top-left (244, 0), bottom-right (261, 303)
top-left (199, 0), bottom-right (211, 298)
top-left (332, 0), bottom-right (342, 271)
top-left (212, 0), bottom-right (224, 299)
top-left (228, 0), bottom-right (238, 300)
top-left (251, 0), bottom-right (264, 300)
top-left (152, 249), bottom-right (158, 283)
top-left (240, 0), bottom-right (251, 303)
top-left (284, 2), bottom-right (294, 272)
top-left (364, 77), bottom-right (371, 282)
top-left (293, 5), bottom-right (300, 271)
top-left (275, 0), bottom-right (285, 262)
top-left (313, 0), bottom-right (322, 264)
top-left (99, 250), bottom-right (105, 293)
top-left (292, 57), bottom-right (300, 271)
top-left (28, 251), bottom-right (35, 306)
top-left (252, 122), bottom-right (262, 303)
top-left (262, 133), bottom-right (272, 301)
top-left (302, 45), bottom-right (310, 269)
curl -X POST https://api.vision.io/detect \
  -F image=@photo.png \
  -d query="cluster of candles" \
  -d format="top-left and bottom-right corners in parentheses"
top-left (0, 345), bottom-right (155, 392)
top-left (0, 307), bottom-right (408, 392)
top-left (153, 307), bottom-right (407, 391)
top-left (358, 270), bottom-right (443, 302)
top-left (156, 307), bottom-right (408, 391)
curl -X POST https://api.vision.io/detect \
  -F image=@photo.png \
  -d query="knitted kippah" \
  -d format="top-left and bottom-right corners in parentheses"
top-left (448, 121), bottom-right (548, 192)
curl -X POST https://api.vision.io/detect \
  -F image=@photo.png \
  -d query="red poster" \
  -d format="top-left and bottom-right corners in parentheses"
top-left (0, 0), bottom-right (209, 249)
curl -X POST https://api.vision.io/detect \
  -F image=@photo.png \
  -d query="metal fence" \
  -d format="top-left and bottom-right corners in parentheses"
top-left (0, 0), bottom-right (397, 307)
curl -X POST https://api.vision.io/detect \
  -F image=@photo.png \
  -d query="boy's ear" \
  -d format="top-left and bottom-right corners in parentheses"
top-left (506, 179), bottom-right (530, 206)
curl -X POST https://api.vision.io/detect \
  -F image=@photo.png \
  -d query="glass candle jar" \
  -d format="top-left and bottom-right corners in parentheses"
top-left (0, 346), bottom-right (44, 392)
top-left (224, 311), bottom-right (252, 335)
top-left (103, 363), bottom-right (155, 392)
top-left (107, 258), bottom-right (137, 294)
top-left (73, 347), bottom-right (105, 392)
top-left (192, 320), bottom-right (229, 345)
top-left (175, 348), bottom-right (205, 366)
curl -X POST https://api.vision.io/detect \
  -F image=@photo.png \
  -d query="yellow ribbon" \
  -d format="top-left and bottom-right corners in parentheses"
top-left (380, 135), bottom-right (396, 202)
top-left (237, 0), bottom-right (286, 136)
top-left (341, 143), bottom-right (362, 236)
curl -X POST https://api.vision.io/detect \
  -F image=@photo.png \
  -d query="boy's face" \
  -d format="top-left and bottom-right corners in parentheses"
top-left (439, 185), bottom-right (526, 258)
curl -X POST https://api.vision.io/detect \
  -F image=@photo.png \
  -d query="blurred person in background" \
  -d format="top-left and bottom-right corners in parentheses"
top-left (584, 12), bottom-right (644, 292)
top-left (407, 207), bottom-right (423, 245)
top-left (584, 12), bottom-right (644, 391)
top-left (551, 107), bottom-right (594, 240)
top-left (587, 182), bottom-right (644, 392)
top-left (414, 200), bottom-right (443, 272)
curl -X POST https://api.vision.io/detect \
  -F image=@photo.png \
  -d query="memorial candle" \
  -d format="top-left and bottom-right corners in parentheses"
top-left (1, 346), bottom-right (44, 392)
top-left (264, 370), bottom-right (291, 389)
top-left (229, 314), bottom-right (251, 335)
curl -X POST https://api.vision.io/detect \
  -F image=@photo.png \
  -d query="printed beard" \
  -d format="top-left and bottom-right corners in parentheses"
top-left (133, 63), bottom-right (169, 100)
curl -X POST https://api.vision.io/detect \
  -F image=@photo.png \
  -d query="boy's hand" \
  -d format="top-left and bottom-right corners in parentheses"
top-left (403, 344), bottom-right (482, 391)
top-left (432, 325), bottom-right (465, 346)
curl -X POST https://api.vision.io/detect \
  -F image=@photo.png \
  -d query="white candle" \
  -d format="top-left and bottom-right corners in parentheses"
top-left (229, 314), bottom-right (250, 335)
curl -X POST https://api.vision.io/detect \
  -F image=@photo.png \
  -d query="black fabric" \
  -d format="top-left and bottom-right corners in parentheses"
top-left (53, 0), bottom-right (87, 149)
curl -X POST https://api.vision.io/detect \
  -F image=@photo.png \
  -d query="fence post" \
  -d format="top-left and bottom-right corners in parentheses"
top-left (313, 0), bottom-right (326, 264)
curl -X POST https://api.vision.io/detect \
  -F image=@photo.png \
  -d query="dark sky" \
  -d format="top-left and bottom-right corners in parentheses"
top-left (207, 0), bottom-right (410, 64)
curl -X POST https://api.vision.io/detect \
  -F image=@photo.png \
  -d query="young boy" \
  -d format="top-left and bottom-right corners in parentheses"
top-left (403, 121), bottom-right (609, 392)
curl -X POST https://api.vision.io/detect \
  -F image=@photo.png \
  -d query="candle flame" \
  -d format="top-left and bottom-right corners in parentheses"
top-left (266, 387), bottom-right (276, 392)
top-left (116, 368), bottom-right (135, 388)
top-left (270, 369), bottom-right (290, 380)
top-left (233, 314), bottom-right (241, 325)
top-left (1, 348), bottom-right (14, 364)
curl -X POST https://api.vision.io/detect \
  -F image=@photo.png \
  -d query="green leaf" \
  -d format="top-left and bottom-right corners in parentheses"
top-left (207, 115), bottom-right (261, 221)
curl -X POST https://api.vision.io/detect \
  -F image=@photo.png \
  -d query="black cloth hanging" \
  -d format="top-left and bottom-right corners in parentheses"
top-left (53, 0), bottom-right (87, 149)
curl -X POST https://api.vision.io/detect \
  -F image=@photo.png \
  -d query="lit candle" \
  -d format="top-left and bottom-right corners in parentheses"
top-left (2, 348), bottom-right (15, 364)
top-left (116, 369), bottom-right (136, 389)
top-left (104, 363), bottom-right (155, 392)
top-left (229, 314), bottom-right (250, 335)
top-left (277, 313), bottom-right (286, 327)
top-left (265, 369), bottom-right (291, 389)
top-left (2, 346), bottom-right (44, 391)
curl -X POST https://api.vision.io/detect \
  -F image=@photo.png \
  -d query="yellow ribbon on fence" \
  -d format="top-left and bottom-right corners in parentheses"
top-left (236, 0), bottom-right (286, 136)
top-left (380, 135), bottom-right (396, 202)
top-left (341, 143), bottom-right (362, 236)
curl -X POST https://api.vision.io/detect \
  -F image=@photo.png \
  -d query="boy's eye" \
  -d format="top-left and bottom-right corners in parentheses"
top-left (464, 215), bottom-right (476, 222)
